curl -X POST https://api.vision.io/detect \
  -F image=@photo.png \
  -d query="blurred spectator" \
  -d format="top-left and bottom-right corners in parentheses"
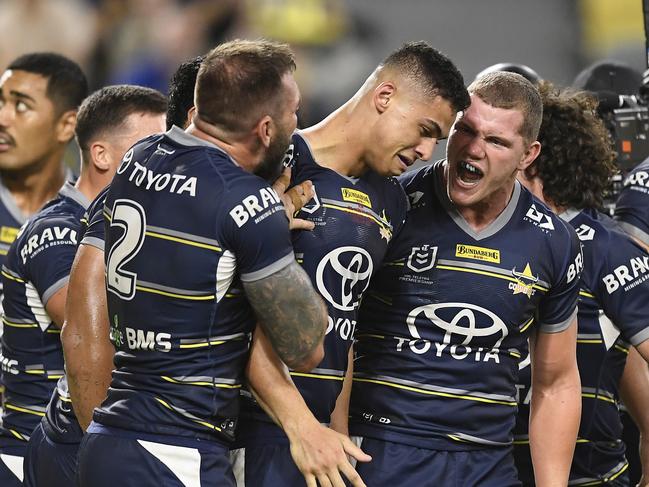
top-left (0, 0), bottom-right (97, 72)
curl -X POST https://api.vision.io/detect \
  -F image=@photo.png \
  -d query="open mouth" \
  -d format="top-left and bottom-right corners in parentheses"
top-left (398, 154), bottom-right (413, 168)
top-left (0, 132), bottom-right (14, 151)
top-left (457, 160), bottom-right (483, 184)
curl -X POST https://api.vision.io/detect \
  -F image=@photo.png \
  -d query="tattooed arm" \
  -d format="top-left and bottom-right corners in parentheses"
top-left (243, 260), bottom-right (326, 372)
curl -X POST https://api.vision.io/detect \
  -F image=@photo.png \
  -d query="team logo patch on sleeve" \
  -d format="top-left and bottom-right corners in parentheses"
top-left (341, 188), bottom-right (372, 208)
top-left (455, 244), bottom-right (500, 263)
top-left (509, 263), bottom-right (539, 298)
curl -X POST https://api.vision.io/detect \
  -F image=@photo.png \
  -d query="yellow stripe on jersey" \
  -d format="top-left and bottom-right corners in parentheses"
top-left (322, 203), bottom-right (391, 233)
top-left (24, 370), bottom-right (64, 379)
top-left (4, 403), bottom-right (46, 417)
top-left (519, 317), bottom-right (534, 333)
top-left (352, 377), bottom-right (517, 406)
top-left (290, 371), bottom-right (345, 381)
top-left (1, 270), bottom-right (24, 283)
top-left (160, 376), bottom-right (241, 388)
top-left (154, 397), bottom-right (223, 432)
top-left (581, 391), bottom-right (616, 404)
top-left (577, 339), bottom-right (602, 344)
top-left (0, 249), bottom-right (7, 256)
top-left (579, 290), bottom-right (596, 299)
top-left (135, 285), bottom-right (215, 301)
top-left (614, 344), bottom-right (629, 354)
top-left (144, 231), bottom-right (222, 252)
top-left (355, 333), bottom-right (386, 340)
top-left (2, 318), bottom-right (37, 328)
top-left (8, 429), bottom-right (27, 441)
top-left (435, 264), bottom-right (549, 292)
top-left (575, 462), bottom-right (629, 486)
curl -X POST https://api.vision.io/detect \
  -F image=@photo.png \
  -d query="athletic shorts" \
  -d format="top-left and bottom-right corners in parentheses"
top-left (77, 422), bottom-right (235, 487)
top-left (352, 436), bottom-right (521, 487)
top-left (0, 435), bottom-right (27, 486)
top-left (24, 420), bottom-right (79, 487)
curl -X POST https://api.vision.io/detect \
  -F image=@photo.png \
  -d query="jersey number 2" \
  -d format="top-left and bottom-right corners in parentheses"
top-left (106, 199), bottom-right (146, 300)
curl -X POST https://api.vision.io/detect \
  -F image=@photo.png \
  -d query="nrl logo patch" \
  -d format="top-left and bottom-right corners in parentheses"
top-left (407, 245), bottom-right (438, 273)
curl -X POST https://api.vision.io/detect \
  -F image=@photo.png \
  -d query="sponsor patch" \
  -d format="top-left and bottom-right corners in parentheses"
top-left (341, 188), bottom-right (371, 208)
top-left (455, 244), bottom-right (500, 263)
top-left (0, 226), bottom-right (19, 244)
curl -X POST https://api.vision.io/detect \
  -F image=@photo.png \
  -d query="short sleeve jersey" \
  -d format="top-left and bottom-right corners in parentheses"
top-left (514, 208), bottom-right (649, 485)
top-left (240, 132), bottom-right (408, 427)
top-left (39, 186), bottom-right (111, 445)
top-left (93, 126), bottom-right (294, 443)
top-left (0, 182), bottom-right (89, 442)
top-left (349, 161), bottom-right (582, 450)
top-left (615, 157), bottom-right (649, 246)
top-left (0, 181), bottom-right (28, 314)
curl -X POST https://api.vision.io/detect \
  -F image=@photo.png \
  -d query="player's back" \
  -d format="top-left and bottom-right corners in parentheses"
top-left (95, 126), bottom-right (291, 443)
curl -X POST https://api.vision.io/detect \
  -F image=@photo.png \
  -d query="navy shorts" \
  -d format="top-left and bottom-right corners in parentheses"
top-left (0, 435), bottom-right (27, 486)
top-left (231, 442), bottom-right (304, 486)
top-left (24, 420), bottom-right (79, 487)
top-left (353, 436), bottom-right (521, 487)
top-left (77, 423), bottom-right (235, 487)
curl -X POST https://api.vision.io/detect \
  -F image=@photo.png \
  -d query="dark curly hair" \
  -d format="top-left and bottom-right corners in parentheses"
top-left (524, 81), bottom-right (616, 210)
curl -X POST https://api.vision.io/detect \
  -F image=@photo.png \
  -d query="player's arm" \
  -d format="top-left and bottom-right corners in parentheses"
top-left (619, 346), bottom-right (649, 487)
top-left (246, 327), bottom-right (370, 487)
top-left (329, 347), bottom-right (354, 436)
top-left (529, 318), bottom-right (581, 487)
top-left (243, 260), bottom-right (326, 372)
top-left (44, 285), bottom-right (67, 328)
top-left (60, 243), bottom-right (114, 431)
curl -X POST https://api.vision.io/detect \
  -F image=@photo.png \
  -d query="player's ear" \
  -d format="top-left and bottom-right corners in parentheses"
top-left (89, 141), bottom-right (111, 172)
top-left (518, 140), bottom-right (541, 171)
top-left (55, 110), bottom-right (77, 144)
top-left (184, 106), bottom-right (196, 129)
top-left (373, 82), bottom-right (396, 114)
top-left (255, 115), bottom-right (273, 149)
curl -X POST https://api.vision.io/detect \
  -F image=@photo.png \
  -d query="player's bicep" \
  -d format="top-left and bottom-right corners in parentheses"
top-left (243, 260), bottom-right (326, 371)
top-left (531, 316), bottom-right (578, 387)
top-left (44, 284), bottom-right (68, 329)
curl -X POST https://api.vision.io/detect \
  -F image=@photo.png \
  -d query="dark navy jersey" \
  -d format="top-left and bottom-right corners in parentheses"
top-left (615, 157), bottom-right (649, 246)
top-left (93, 126), bottom-right (294, 444)
top-left (0, 181), bottom-right (28, 321)
top-left (348, 161), bottom-right (582, 450)
top-left (0, 182), bottom-right (89, 442)
top-left (514, 208), bottom-right (649, 485)
top-left (41, 187), bottom-right (112, 445)
top-left (81, 185), bottom-right (109, 251)
top-left (241, 132), bottom-right (408, 428)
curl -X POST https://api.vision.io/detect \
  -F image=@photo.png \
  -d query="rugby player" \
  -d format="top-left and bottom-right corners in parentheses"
top-left (62, 56), bottom-right (203, 434)
top-left (349, 71), bottom-right (583, 486)
top-left (615, 158), bottom-right (649, 252)
top-left (0, 52), bottom-right (87, 485)
top-left (514, 83), bottom-right (649, 486)
top-left (233, 41), bottom-right (470, 487)
top-left (10, 85), bottom-right (167, 487)
top-left (75, 39), bottom-right (327, 487)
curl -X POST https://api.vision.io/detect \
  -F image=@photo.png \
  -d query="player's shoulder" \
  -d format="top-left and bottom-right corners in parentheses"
top-left (517, 186), bottom-right (576, 243)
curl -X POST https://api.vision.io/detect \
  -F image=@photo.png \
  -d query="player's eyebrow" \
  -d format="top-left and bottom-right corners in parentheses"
top-left (9, 90), bottom-right (37, 104)
top-left (423, 118), bottom-right (443, 138)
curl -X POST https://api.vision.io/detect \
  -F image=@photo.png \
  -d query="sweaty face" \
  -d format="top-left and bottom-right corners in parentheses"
top-left (0, 70), bottom-right (64, 172)
top-left (445, 95), bottom-right (536, 213)
top-left (256, 73), bottom-right (300, 182)
top-left (369, 90), bottom-right (456, 177)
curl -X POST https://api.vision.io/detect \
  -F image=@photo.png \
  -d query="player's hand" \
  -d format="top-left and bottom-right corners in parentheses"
top-left (273, 167), bottom-right (315, 231)
top-left (288, 419), bottom-right (371, 487)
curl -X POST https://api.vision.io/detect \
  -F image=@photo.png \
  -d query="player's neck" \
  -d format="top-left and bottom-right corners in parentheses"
top-left (455, 186), bottom-right (515, 233)
top-left (74, 166), bottom-right (109, 204)
top-left (1, 155), bottom-right (67, 216)
top-left (186, 121), bottom-right (259, 172)
top-left (301, 103), bottom-right (370, 177)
